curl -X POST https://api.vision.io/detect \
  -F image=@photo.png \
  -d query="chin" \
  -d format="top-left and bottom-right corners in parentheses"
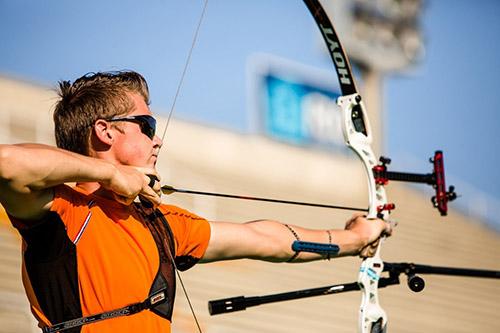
top-left (148, 162), bottom-right (158, 170)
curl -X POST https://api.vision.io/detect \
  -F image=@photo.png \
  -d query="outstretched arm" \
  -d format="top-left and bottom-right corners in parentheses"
top-left (201, 214), bottom-right (391, 263)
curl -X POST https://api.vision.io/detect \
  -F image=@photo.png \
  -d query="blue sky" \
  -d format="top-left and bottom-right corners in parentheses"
top-left (1, 0), bottom-right (499, 229)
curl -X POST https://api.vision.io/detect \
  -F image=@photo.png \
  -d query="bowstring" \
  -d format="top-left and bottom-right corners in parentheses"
top-left (158, 0), bottom-right (209, 154)
top-left (157, 1), bottom-right (209, 332)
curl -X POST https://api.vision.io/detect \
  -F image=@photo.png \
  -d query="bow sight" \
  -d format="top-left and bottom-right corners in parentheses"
top-left (372, 151), bottom-right (457, 216)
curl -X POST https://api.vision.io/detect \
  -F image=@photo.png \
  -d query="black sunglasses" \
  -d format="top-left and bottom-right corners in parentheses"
top-left (107, 115), bottom-right (156, 139)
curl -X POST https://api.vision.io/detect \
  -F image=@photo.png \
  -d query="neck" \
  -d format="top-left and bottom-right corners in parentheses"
top-left (76, 182), bottom-right (116, 202)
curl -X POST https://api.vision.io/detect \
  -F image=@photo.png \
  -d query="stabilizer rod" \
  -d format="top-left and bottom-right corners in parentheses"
top-left (208, 261), bottom-right (500, 315)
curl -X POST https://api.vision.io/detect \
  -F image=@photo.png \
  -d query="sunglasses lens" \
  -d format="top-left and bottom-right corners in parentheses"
top-left (108, 115), bottom-right (156, 139)
top-left (140, 116), bottom-right (156, 139)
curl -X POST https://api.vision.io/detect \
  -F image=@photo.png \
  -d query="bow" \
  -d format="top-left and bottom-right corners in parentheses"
top-left (303, 1), bottom-right (390, 331)
top-left (203, 3), bottom-right (500, 332)
top-left (162, 2), bottom-right (449, 332)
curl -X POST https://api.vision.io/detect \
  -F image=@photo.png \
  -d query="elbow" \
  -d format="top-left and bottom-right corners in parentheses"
top-left (0, 144), bottom-right (32, 187)
top-left (244, 220), bottom-right (294, 262)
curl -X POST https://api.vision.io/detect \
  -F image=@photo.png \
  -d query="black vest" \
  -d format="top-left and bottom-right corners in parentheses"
top-left (40, 205), bottom-right (178, 333)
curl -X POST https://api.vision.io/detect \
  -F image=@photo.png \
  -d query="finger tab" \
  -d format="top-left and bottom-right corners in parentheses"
top-left (147, 175), bottom-right (157, 188)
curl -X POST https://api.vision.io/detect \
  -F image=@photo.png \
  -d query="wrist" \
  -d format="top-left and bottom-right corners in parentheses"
top-left (89, 159), bottom-right (117, 188)
top-left (335, 230), bottom-right (368, 256)
top-left (101, 162), bottom-right (119, 186)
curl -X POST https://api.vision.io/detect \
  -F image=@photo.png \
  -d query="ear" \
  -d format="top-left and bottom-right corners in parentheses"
top-left (93, 119), bottom-right (115, 146)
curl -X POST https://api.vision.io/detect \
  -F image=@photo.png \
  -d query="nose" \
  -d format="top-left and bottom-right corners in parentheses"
top-left (153, 134), bottom-right (163, 148)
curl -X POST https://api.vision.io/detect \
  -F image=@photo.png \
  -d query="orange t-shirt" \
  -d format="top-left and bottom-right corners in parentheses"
top-left (10, 184), bottom-right (211, 333)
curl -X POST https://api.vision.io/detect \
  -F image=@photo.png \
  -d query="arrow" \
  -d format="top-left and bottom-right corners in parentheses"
top-left (161, 184), bottom-right (368, 213)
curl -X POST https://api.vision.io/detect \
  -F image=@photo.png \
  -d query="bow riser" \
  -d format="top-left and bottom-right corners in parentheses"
top-left (338, 94), bottom-right (389, 221)
top-left (359, 252), bottom-right (387, 333)
top-left (338, 91), bottom-right (389, 333)
top-left (303, 1), bottom-right (391, 331)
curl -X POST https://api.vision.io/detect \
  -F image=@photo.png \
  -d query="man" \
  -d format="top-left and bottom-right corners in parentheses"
top-left (0, 71), bottom-right (391, 332)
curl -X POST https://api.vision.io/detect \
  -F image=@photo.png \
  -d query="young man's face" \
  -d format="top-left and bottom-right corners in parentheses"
top-left (110, 92), bottom-right (162, 169)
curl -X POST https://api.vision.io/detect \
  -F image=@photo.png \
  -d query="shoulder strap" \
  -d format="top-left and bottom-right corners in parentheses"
top-left (42, 289), bottom-right (167, 333)
top-left (142, 207), bottom-right (177, 320)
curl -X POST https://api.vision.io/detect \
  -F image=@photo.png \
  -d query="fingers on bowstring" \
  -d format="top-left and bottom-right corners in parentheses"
top-left (149, 175), bottom-right (162, 198)
top-left (134, 166), bottom-right (160, 185)
top-left (137, 174), bottom-right (162, 209)
top-left (147, 175), bottom-right (157, 188)
top-left (143, 172), bottom-right (161, 194)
